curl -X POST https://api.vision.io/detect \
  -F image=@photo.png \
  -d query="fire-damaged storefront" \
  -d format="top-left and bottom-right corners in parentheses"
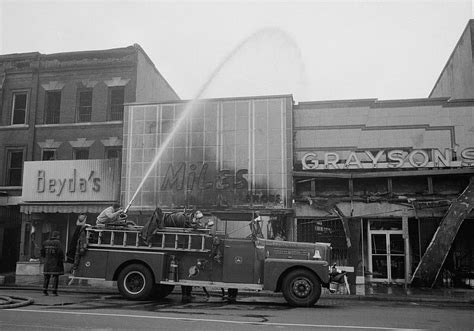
top-left (122, 95), bottom-right (294, 239)
top-left (17, 159), bottom-right (120, 275)
top-left (293, 98), bottom-right (474, 290)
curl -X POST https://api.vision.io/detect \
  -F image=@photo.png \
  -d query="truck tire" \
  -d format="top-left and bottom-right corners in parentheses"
top-left (117, 264), bottom-right (154, 300)
top-left (152, 284), bottom-right (175, 299)
top-left (282, 269), bottom-right (321, 307)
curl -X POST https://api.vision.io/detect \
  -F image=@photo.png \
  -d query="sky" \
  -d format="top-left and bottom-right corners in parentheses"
top-left (0, 0), bottom-right (472, 102)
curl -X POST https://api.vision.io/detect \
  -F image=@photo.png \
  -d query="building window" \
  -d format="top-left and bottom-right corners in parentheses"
top-left (42, 149), bottom-right (56, 160)
top-left (77, 89), bottom-right (93, 122)
top-left (6, 149), bottom-right (24, 186)
top-left (74, 149), bottom-right (89, 160)
top-left (108, 87), bottom-right (124, 121)
top-left (106, 147), bottom-right (122, 160)
top-left (11, 92), bottom-right (28, 125)
top-left (44, 91), bottom-right (61, 124)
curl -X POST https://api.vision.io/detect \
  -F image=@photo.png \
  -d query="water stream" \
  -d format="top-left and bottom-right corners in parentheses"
top-left (124, 27), bottom-right (306, 213)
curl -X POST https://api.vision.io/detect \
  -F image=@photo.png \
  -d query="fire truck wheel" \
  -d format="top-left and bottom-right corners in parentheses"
top-left (282, 269), bottom-right (321, 307)
top-left (152, 284), bottom-right (175, 299)
top-left (117, 264), bottom-right (154, 300)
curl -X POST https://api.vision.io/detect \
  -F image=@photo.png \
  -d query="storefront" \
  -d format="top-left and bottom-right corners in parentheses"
top-left (17, 159), bottom-right (120, 276)
top-left (122, 96), bottom-right (295, 238)
top-left (293, 98), bottom-right (474, 290)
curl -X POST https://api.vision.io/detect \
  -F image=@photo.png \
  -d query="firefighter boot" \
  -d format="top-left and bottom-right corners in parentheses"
top-left (52, 275), bottom-right (59, 296)
top-left (43, 275), bottom-right (50, 296)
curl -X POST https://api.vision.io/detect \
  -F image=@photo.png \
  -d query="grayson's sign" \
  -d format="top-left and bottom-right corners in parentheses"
top-left (22, 159), bottom-right (119, 202)
top-left (302, 148), bottom-right (474, 170)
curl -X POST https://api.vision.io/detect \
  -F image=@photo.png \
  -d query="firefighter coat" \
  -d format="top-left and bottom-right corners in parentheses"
top-left (41, 233), bottom-right (65, 275)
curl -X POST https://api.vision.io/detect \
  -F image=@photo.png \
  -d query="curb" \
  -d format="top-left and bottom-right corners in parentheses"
top-left (1, 285), bottom-right (472, 305)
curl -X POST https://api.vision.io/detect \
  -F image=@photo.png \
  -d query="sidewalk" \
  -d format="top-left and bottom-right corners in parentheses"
top-left (1, 272), bottom-right (473, 306)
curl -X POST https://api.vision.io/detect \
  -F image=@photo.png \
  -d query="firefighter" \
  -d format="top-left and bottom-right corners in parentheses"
top-left (186, 210), bottom-right (205, 229)
top-left (96, 203), bottom-right (124, 227)
top-left (40, 231), bottom-right (64, 296)
top-left (71, 216), bottom-right (91, 273)
top-left (180, 210), bottom-right (205, 303)
top-left (66, 214), bottom-right (88, 263)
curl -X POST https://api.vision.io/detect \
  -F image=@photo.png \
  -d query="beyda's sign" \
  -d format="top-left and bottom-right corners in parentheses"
top-left (36, 169), bottom-right (100, 195)
top-left (302, 148), bottom-right (474, 170)
top-left (22, 159), bottom-right (119, 202)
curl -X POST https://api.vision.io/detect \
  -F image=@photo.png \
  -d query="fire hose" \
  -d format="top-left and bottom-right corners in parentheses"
top-left (0, 295), bottom-right (34, 309)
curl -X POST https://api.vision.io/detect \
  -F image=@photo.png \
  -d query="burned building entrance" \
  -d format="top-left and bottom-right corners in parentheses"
top-left (367, 220), bottom-right (406, 283)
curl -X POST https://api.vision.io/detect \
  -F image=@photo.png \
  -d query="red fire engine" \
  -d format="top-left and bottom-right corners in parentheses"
top-left (72, 213), bottom-right (337, 307)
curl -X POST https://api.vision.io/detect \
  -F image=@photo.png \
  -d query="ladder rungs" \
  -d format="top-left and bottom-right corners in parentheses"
top-left (86, 228), bottom-right (209, 252)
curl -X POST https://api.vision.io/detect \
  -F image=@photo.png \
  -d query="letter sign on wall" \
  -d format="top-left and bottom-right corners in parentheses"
top-left (22, 159), bottom-right (120, 202)
top-left (301, 148), bottom-right (474, 170)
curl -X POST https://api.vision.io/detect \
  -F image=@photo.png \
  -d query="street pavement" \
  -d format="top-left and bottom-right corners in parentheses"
top-left (1, 287), bottom-right (473, 330)
top-left (1, 272), bottom-right (473, 307)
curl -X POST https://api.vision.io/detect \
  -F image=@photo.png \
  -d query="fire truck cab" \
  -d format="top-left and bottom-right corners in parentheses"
top-left (72, 215), bottom-right (333, 307)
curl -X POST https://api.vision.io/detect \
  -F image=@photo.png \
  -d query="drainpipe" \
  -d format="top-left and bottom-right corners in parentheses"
top-left (28, 54), bottom-right (41, 161)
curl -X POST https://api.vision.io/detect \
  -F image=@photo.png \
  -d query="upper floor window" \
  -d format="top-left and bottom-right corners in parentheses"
top-left (74, 149), bottom-right (89, 160)
top-left (77, 89), bottom-right (92, 122)
top-left (106, 147), bottom-right (122, 159)
top-left (108, 87), bottom-right (124, 121)
top-left (6, 149), bottom-right (24, 186)
top-left (45, 91), bottom-right (61, 124)
top-left (42, 149), bottom-right (56, 160)
top-left (11, 92), bottom-right (28, 125)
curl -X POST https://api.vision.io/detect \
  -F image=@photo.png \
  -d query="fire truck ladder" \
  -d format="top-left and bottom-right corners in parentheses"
top-left (87, 227), bottom-right (210, 252)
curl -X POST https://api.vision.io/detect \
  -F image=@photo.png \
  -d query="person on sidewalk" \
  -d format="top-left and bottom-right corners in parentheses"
top-left (96, 203), bottom-right (124, 227)
top-left (40, 231), bottom-right (64, 296)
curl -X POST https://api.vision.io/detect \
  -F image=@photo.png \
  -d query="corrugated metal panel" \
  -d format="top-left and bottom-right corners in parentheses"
top-left (22, 159), bottom-right (120, 202)
top-left (20, 203), bottom-right (112, 214)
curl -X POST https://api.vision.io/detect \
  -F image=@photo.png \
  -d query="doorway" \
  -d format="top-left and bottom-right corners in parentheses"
top-left (0, 226), bottom-right (21, 272)
top-left (368, 220), bottom-right (406, 283)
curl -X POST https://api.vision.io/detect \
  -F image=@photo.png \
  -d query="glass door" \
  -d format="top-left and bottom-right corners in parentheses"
top-left (368, 220), bottom-right (406, 283)
top-left (388, 233), bottom-right (405, 281)
top-left (371, 233), bottom-right (388, 280)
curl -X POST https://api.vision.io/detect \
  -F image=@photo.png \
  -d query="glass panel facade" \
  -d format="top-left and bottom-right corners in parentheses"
top-left (122, 97), bottom-right (292, 211)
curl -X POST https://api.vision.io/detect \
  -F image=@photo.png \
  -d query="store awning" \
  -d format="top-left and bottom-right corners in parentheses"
top-left (20, 202), bottom-right (116, 214)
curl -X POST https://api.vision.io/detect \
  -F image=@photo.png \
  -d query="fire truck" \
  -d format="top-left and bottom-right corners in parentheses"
top-left (72, 213), bottom-right (336, 307)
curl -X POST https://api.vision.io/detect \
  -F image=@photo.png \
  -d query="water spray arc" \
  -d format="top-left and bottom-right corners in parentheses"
top-left (124, 27), bottom-right (306, 213)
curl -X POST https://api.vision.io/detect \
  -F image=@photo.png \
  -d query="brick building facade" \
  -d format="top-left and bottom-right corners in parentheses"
top-left (0, 45), bottom-right (179, 272)
top-left (1, 20), bottom-right (472, 289)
